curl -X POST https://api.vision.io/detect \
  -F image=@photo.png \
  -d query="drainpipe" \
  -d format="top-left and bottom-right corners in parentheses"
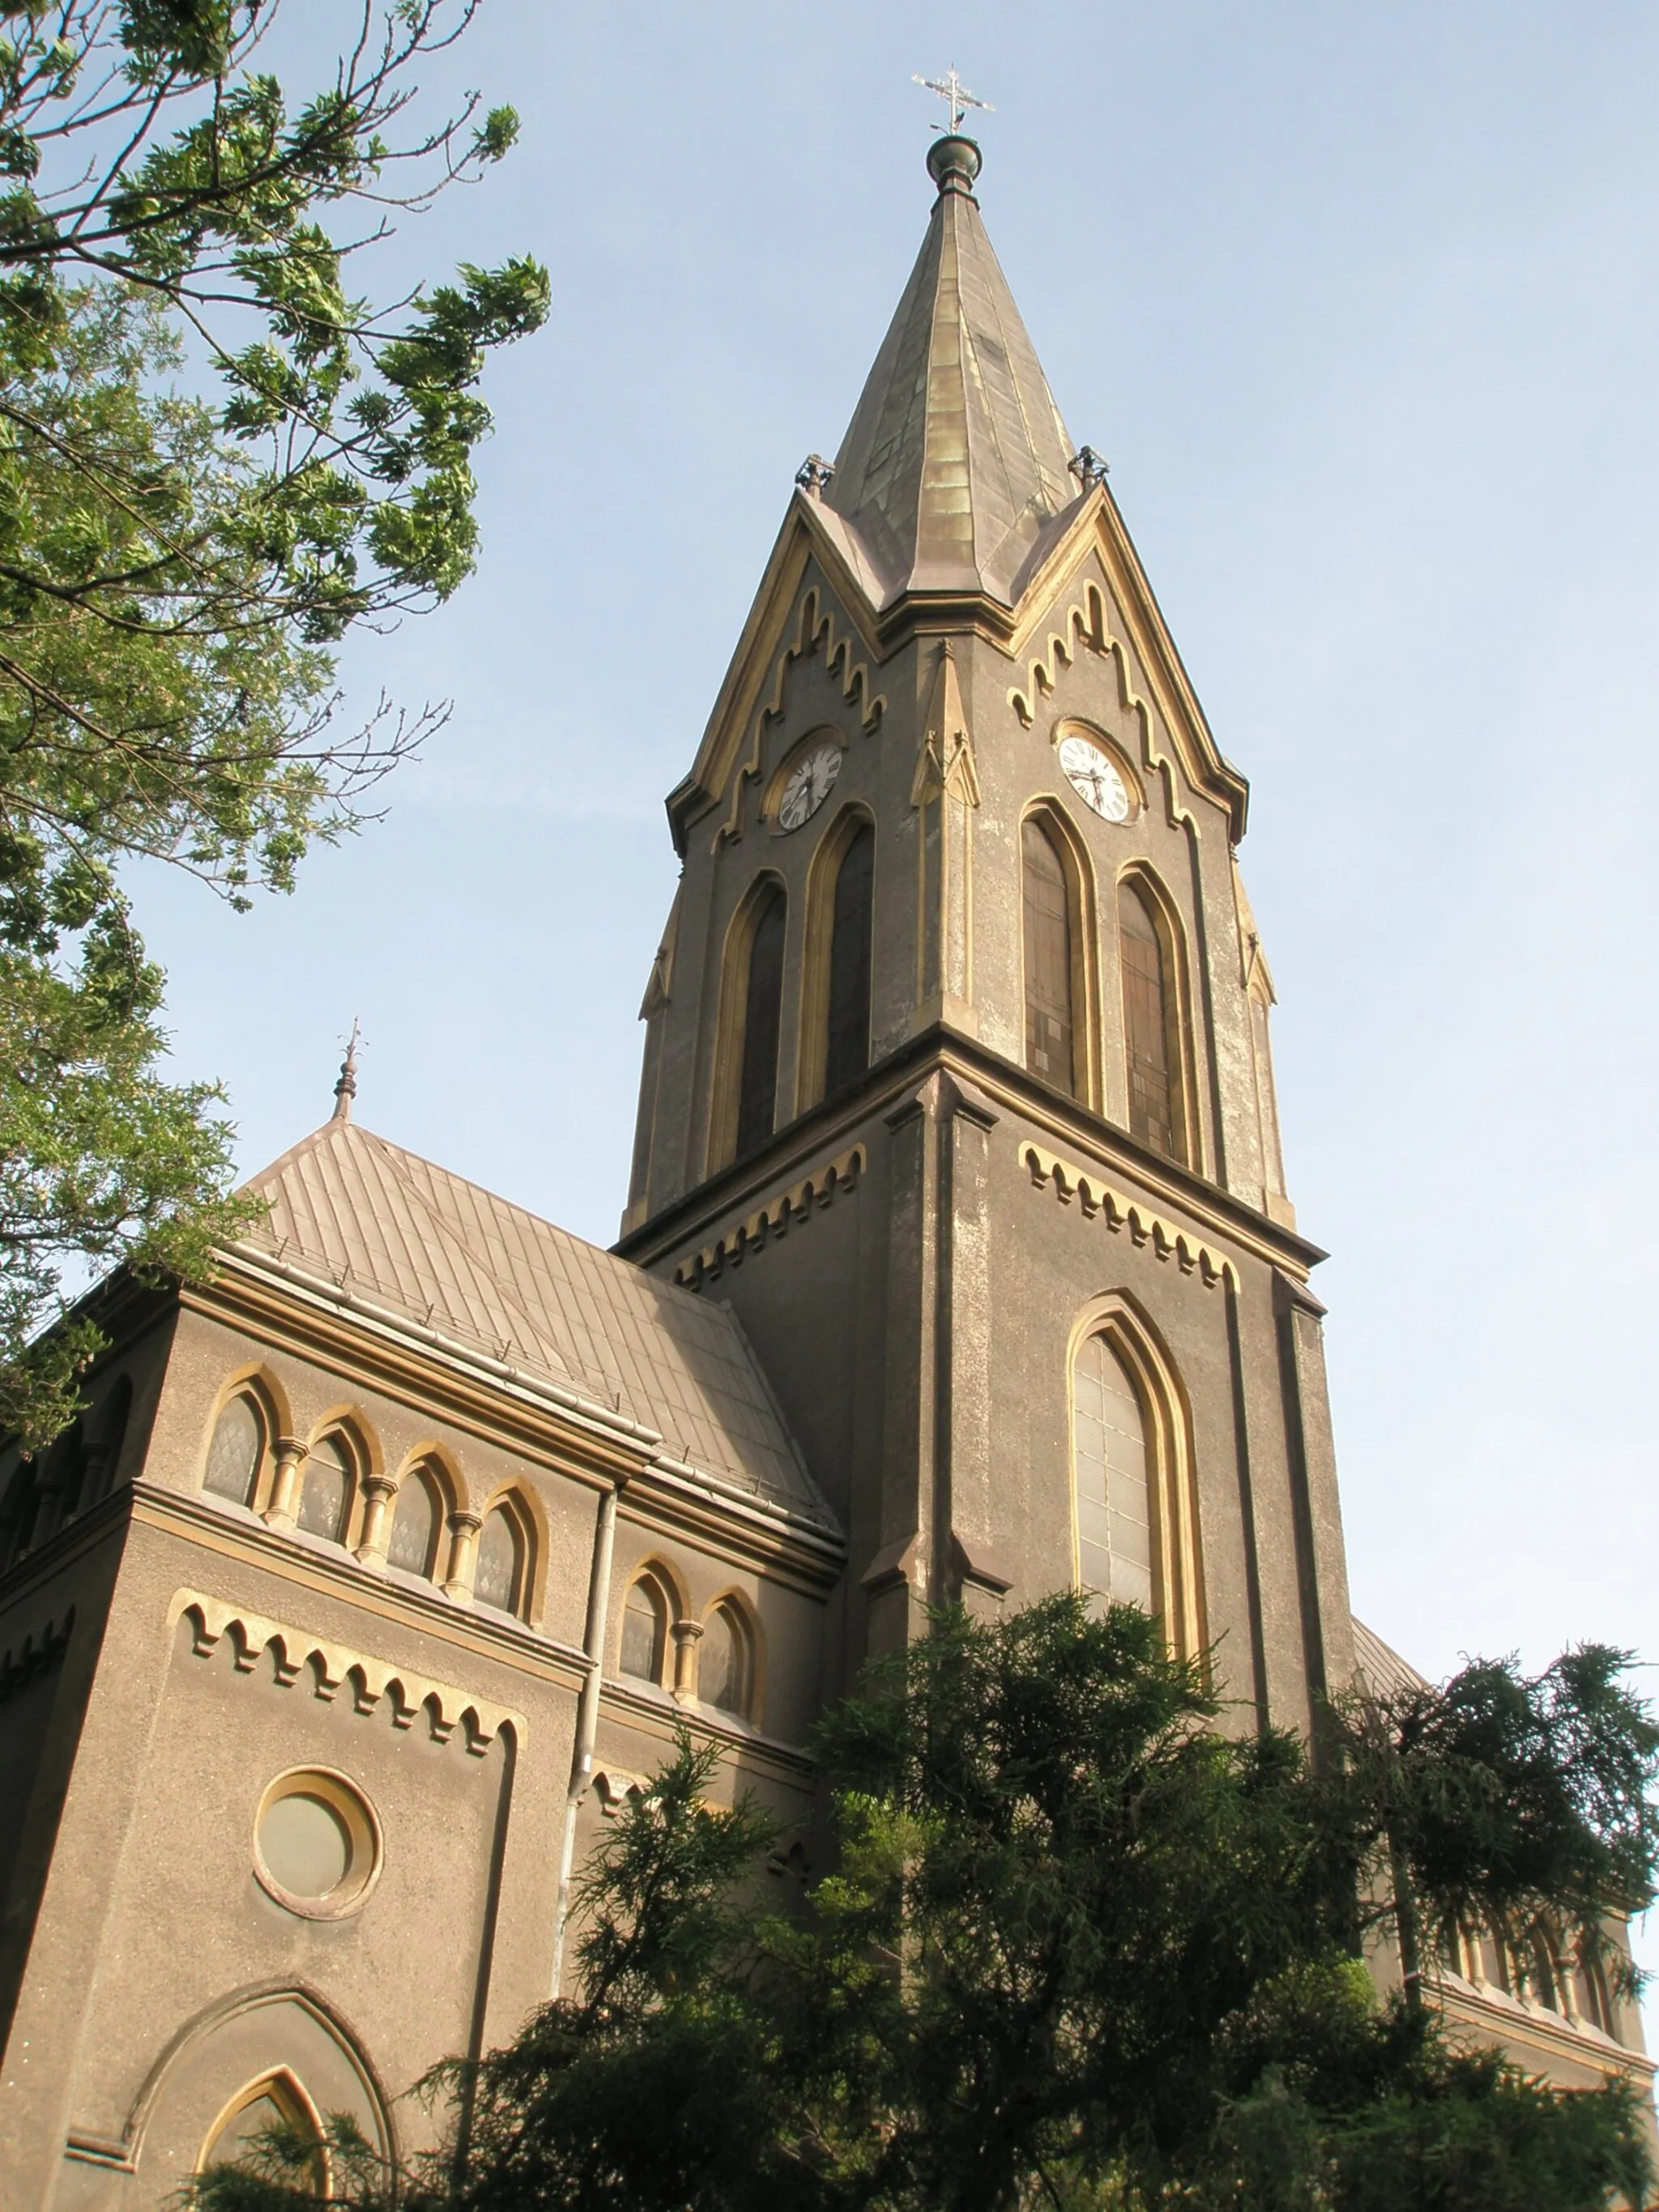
top-left (552, 1481), bottom-right (620, 1997)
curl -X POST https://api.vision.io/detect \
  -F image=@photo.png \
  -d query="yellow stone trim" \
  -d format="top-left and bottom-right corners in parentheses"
top-left (1009, 577), bottom-right (1199, 833)
top-left (168, 1588), bottom-right (525, 1751)
top-left (714, 586), bottom-right (887, 848)
top-left (1019, 1142), bottom-right (1238, 1290)
top-left (675, 1142), bottom-right (867, 1289)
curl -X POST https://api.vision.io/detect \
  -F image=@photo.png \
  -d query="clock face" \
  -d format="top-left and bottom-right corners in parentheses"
top-left (1057, 735), bottom-right (1132, 823)
top-left (778, 741), bottom-right (842, 831)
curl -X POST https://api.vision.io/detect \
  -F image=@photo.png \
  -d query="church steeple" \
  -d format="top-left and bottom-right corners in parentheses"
top-left (825, 137), bottom-right (1083, 607)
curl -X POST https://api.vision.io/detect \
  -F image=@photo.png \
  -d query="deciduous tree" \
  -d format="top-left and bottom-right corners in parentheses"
top-left (0, 0), bottom-right (548, 1443)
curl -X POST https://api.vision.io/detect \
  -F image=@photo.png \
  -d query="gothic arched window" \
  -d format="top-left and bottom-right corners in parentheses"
top-left (1022, 817), bottom-right (1075, 1096)
top-left (735, 882), bottom-right (787, 1157)
top-left (387, 1469), bottom-right (440, 1579)
top-left (297, 1433), bottom-right (354, 1543)
top-left (1119, 879), bottom-right (1185, 1162)
top-left (701, 1601), bottom-right (753, 1718)
top-left (204, 1394), bottom-right (265, 1507)
top-left (1072, 1332), bottom-right (1154, 1613)
top-left (474, 1502), bottom-right (527, 1616)
top-left (621, 1573), bottom-right (669, 1684)
top-left (823, 822), bottom-right (875, 1097)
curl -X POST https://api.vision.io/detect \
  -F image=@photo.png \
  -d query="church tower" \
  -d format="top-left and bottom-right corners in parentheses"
top-left (619, 133), bottom-right (1352, 1730)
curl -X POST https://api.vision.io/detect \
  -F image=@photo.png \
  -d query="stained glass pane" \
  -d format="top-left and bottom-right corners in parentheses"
top-left (1073, 1335), bottom-right (1154, 1613)
top-left (736, 885), bottom-right (786, 1155)
top-left (205, 1397), bottom-right (262, 1506)
top-left (474, 1507), bottom-right (522, 1613)
top-left (1022, 820), bottom-right (1074, 1095)
top-left (387, 1475), bottom-right (437, 1576)
top-left (297, 1434), bottom-right (351, 1541)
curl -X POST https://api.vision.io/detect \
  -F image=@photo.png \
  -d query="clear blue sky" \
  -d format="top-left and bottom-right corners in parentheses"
top-left (139, 0), bottom-right (1659, 1979)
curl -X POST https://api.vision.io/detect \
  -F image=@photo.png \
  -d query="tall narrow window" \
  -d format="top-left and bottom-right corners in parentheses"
top-left (298, 1434), bottom-right (352, 1542)
top-left (824, 823), bottom-right (875, 1096)
top-left (474, 1504), bottom-right (525, 1614)
top-left (701, 1603), bottom-right (753, 1718)
top-left (621, 1575), bottom-right (668, 1683)
top-left (735, 884), bottom-right (787, 1156)
top-left (1072, 1333), bottom-right (1154, 1613)
top-left (1022, 818), bottom-right (1074, 1095)
top-left (387, 1472), bottom-right (439, 1578)
top-left (205, 1395), bottom-right (263, 1507)
top-left (1119, 881), bottom-right (1183, 1161)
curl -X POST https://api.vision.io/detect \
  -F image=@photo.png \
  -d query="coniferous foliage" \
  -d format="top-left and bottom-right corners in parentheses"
top-left (186, 1599), bottom-right (1659, 2212)
top-left (0, 0), bottom-right (548, 1444)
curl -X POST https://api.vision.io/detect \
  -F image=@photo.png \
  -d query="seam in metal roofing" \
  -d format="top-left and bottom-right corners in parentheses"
top-left (241, 1119), bottom-right (837, 1532)
top-left (1351, 1618), bottom-right (1427, 1698)
top-left (826, 153), bottom-right (1084, 607)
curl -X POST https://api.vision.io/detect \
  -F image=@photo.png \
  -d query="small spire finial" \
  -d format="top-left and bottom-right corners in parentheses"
top-left (331, 1018), bottom-right (360, 1123)
top-left (795, 453), bottom-right (835, 498)
top-left (1069, 446), bottom-right (1111, 488)
top-left (913, 65), bottom-right (992, 135)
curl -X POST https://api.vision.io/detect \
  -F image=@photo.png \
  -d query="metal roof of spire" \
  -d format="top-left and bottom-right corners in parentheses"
top-left (825, 135), bottom-right (1081, 607)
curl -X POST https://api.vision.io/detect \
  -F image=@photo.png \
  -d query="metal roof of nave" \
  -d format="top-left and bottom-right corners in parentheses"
top-left (239, 1115), bottom-right (838, 1533)
top-left (824, 135), bottom-right (1088, 608)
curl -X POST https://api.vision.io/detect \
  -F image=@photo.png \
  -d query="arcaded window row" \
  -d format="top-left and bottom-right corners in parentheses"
top-left (203, 1384), bottom-right (532, 1620)
top-left (712, 802), bottom-right (1197, 1170)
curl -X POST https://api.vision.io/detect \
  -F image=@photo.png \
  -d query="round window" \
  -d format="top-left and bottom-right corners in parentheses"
top-left (253, 1768), bottom-right (381, 1919)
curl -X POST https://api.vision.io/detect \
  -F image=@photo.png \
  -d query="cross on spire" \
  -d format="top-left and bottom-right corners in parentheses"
top-left (912, 66), bottom-right (992, 135)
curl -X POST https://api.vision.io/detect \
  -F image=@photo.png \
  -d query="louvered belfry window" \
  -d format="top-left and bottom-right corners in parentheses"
top-left (1119, 881), bottom-right (1182, 1161)
top-left (735, 884), bottom-right (787, 1156)
top-left (824, 824), bottom-right (875, 1097)
top-left (1022, 818), bottom-right (1075, 1095)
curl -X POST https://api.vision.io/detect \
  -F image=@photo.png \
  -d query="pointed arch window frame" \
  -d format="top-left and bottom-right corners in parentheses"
top-left (1017, 799), bottom-right (1102, 1112)
top-left (1114, 863), bottom-right (1200, 1171)
top-left (707, 871), bottom-right (791, 1174)
top-left (798, 803), bottom-right (877, 1110)
top-left (1065, 1295), bottom-right (1205, 1667)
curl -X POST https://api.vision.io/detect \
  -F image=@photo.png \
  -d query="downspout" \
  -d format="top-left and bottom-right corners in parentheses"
top-left (552, 1480), bottom-right (621, 1997)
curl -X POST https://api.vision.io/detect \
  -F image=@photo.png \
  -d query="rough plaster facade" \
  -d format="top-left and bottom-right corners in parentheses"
top-left (0, 133), bottom-right (1648, 2206)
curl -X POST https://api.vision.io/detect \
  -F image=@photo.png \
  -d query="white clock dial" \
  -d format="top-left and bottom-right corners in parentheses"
top-left (778, 741), bottom-right (842, 831)
top-left (1057, 735), bottom-right (1131, 823)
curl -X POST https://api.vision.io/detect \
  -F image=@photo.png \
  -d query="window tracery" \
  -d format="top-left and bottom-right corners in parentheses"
top-left (473, 1501), bottom-right (527, 1616)
top-left (386, 1468), bottom-right (441, 1579)
top-left (1071, 1332), bottom-right (1154, 1613)
top-left (297, 1433), bottom-right (355, 1544)
top-left (621, 1573), bottom-right (669, 1685)
top-left (204, 1394), bottom-right (266, 1508)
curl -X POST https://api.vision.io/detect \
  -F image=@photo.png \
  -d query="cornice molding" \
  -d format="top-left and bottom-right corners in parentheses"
top-left (617, 1023), bottom-right (1324, 1284)
top-left (189, 1248), bottom-right (844, 1562)
top-left (672, 1143), bottom-right (866, 1292)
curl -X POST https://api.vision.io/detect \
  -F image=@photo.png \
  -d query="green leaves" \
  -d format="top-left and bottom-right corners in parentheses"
top-left (0, 2), bottom-right (545, 1445)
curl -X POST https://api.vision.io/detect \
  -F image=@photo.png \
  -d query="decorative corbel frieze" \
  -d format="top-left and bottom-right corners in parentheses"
top-left (673, 1142), bottom-right (866, 1290)
top-left (714, 585), bottom-right (887, 849)
top-left (168, 1588), bottom-right (523, 1752)
top-left (1018, 1142), bottom-right (1238, 1291)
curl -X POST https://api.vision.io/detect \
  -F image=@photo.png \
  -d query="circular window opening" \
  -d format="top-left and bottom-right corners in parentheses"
top-left (254, 1768), bottom-right (381, 1919)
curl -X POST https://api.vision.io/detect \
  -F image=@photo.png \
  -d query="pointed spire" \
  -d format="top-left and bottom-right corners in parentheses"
top-left (331, 1019), bottom-right (360, 1123)
top-left (825, 137), bottom-right (1082, 607)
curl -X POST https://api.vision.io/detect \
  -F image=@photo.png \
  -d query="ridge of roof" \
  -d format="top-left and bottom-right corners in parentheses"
top-left (239, 1117), bottom-right (838, 1532)
top-left (825, 141), bottom-right (1080, 608)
